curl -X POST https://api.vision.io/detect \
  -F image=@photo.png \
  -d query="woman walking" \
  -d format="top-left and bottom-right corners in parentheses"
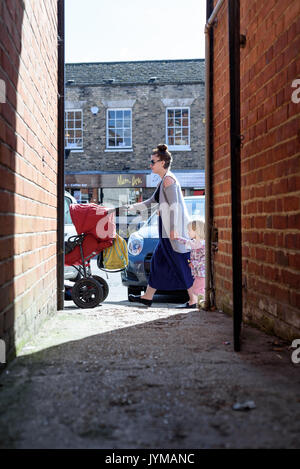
top-left (127, 144), bottom-right (197, 308)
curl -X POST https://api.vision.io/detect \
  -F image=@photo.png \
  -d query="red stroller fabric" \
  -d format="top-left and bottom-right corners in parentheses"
top-left (65, 203), bottom-right (115, 266)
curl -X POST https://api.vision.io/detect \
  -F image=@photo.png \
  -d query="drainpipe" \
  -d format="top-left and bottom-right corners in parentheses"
top-left (228, 0), bottom-right (242, 351)
top-left (57, 0), bottom-right (65, 310)
top-left (205, 0), bottom-right (242, 351)
top-left (204, 0), bottom-right (226, 310)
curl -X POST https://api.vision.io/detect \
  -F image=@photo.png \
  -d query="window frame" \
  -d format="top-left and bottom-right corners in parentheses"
top-left (165, 106), bottom-right (191, 151)
top-left (106, 108), bottom-right (133, 151)
top-left (64, 109), bottom-right (83, 150)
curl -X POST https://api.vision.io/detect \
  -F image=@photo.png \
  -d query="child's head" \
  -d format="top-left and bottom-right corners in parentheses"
top-left (187, 218), bottom-right (205, 239)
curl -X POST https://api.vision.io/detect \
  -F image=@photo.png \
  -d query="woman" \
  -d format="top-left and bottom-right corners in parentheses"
top-left (127, 143), bottom-right (197, 308)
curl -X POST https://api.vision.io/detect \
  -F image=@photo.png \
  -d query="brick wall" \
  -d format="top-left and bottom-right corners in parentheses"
top-left (211, 1), bottom-right (232, 315)
top-left (212, 0), bottom-right (300, 339)
top-left (0, 0), bottom-right (58, 359)
top-left (65, 82), bottom-right (205, 173)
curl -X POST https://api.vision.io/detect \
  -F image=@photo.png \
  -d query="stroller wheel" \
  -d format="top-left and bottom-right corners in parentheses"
top-left (71, 278), bottom-right (104, 308)
top-left (92, 275), bottom-right (109, 301)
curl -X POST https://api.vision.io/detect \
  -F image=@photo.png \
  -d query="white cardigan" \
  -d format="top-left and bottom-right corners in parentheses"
top-left (132, 170), bottom-right (191, 253)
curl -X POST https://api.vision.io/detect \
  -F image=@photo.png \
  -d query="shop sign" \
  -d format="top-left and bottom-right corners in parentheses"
top-left (65, 173), bottom-right (146, 188)
top-left (116, 175), bottom-right (144, 187)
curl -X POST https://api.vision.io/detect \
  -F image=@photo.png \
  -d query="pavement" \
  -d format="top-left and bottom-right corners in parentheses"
top-left (0, 272), bottom-right (299, 449)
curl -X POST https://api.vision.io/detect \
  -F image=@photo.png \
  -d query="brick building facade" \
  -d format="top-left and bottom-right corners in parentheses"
top-left (209, 0), bottom-right (300, 339)
top-left (0, 0), bottom-right (59, 359)
top-left (64, 60), bottom-right (205, 205)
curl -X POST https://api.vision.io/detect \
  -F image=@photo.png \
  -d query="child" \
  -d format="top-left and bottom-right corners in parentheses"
top-left (177, 218), bottom-right (205, 310)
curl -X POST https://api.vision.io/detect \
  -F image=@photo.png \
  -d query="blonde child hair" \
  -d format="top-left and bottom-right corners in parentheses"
top-left (187, 218), bottom-right (205, 239)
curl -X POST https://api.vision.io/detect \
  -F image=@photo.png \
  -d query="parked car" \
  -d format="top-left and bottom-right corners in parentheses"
top-left (121, 196), bottom-right (205, 298)
top-left (64, 191), bottom-right (79, 281)
top-left (114, 210), bottom-right (143, 241)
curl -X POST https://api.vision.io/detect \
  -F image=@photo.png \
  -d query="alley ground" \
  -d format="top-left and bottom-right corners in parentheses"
top-left (0, 268), bottom-right (299, 449)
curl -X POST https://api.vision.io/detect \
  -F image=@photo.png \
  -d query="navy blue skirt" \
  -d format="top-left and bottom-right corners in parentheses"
top-left (148, 217), bottom-right (193, 291)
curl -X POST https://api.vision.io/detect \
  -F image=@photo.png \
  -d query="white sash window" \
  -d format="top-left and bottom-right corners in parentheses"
top-left (106, 108), bottom-right (132, 150)
top-left (65, 109), bottom-right (83, 150)
top-left (166, 107), bottom-right (190, 151)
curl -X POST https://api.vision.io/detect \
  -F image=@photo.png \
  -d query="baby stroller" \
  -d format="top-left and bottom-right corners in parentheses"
top-left (64, 203), bottom-right (126, 309)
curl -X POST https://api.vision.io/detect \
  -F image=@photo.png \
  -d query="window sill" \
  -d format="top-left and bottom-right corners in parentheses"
top-left (168, 145), bottom-right (191, 151)
top-left (66, 149), bottom-right (84, 153)
top-left (105, 148), bottom-right (133, 152)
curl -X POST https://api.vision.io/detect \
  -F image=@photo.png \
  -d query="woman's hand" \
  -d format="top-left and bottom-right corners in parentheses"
top-left (124, 204), bottom-right (135, 212)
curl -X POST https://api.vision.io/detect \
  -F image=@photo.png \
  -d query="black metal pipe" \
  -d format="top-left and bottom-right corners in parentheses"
top-left (205, 0), bottom-right (215, 309)
top-left (57, 0), bottom-right (65, 310)
top-left (228, 0), bottom-right (242, 351)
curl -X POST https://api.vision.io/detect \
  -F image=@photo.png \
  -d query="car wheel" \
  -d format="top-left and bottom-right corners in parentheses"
top-left (128, 286), bottom-right (142, 299)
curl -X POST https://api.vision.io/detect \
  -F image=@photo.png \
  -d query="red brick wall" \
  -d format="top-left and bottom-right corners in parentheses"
top-left (212, 0), bottom-right (300, 339)
top-left (212, 1), bottom-right (232, 314)
top-left (0, 0), bottom-right (58, 358)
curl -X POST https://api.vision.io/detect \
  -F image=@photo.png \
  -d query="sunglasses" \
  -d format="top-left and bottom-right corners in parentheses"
top-left (150, 159), bottom-right (161, 165)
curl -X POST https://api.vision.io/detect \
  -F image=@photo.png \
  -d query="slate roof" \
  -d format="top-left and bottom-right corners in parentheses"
top-left (65, 59), bottom-right (205, 86)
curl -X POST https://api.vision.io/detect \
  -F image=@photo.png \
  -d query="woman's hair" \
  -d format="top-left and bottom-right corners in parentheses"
top-left (152, 143), bottom-right (173, 169)
top-left (188, 218), bottom-right (205, 239)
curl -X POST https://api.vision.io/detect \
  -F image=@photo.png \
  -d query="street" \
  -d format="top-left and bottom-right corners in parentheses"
top-left (0, 277), bottom-right (299, 449)
top-left (65, 259), bottom-right (187, 307)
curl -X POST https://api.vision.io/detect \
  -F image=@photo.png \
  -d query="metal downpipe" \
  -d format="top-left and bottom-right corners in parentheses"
top-left (57, 0), bottom-right (65, 310)
top-left (228, 0), bottom-right (242, 351)
top-left (204, 25), bottom-right (212, 310)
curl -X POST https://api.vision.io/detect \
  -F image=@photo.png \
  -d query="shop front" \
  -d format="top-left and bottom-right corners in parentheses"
top-left (65, 170), bottom-right (205, 206)
top-left (65, 172), bottom-right (147, 206)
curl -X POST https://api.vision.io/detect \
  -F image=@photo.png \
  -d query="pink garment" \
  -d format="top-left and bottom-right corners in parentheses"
top-left (177, 236), bottom-right (205, 296)
top-left (177, 237), bottom-right (205, 277)
top-left (192, 276), bottom-right (205, 295)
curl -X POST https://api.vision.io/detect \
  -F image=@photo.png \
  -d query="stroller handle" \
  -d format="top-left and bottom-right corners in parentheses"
top-left (106, 205), bottom-right (129, 214)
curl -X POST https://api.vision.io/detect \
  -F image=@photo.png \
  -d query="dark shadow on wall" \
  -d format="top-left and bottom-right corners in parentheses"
top-left (0, 1), bottom-right (25, 366)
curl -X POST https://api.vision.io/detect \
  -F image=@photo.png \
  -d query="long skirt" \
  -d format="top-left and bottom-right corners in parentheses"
top-left (148, 217), bottom-right (194, 291)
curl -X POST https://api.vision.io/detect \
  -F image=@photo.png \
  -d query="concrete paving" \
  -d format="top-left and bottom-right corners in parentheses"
top-left (0, 289), bottom-right (299, 448)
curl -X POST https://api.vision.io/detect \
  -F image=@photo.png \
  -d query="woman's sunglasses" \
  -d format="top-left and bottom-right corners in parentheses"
top-left (150, 159), bottom-right (160, 165)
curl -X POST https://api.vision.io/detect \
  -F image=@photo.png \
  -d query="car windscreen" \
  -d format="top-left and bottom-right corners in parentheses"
top-left (185, 198), bottom-right (205, 218)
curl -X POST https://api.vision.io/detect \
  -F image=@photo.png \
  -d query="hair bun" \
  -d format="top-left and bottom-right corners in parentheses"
top-left (157, 143), bottom-right (168, 152)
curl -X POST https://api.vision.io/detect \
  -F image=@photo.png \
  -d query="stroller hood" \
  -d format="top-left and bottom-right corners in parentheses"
top-left (65, 203), bottom-right (115, 267)
top-left (70, 203), bottom-right (116, 240)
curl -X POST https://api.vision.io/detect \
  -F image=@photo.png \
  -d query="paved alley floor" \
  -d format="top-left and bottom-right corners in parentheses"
top-left (0, 299), bottom-right (299, 449)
